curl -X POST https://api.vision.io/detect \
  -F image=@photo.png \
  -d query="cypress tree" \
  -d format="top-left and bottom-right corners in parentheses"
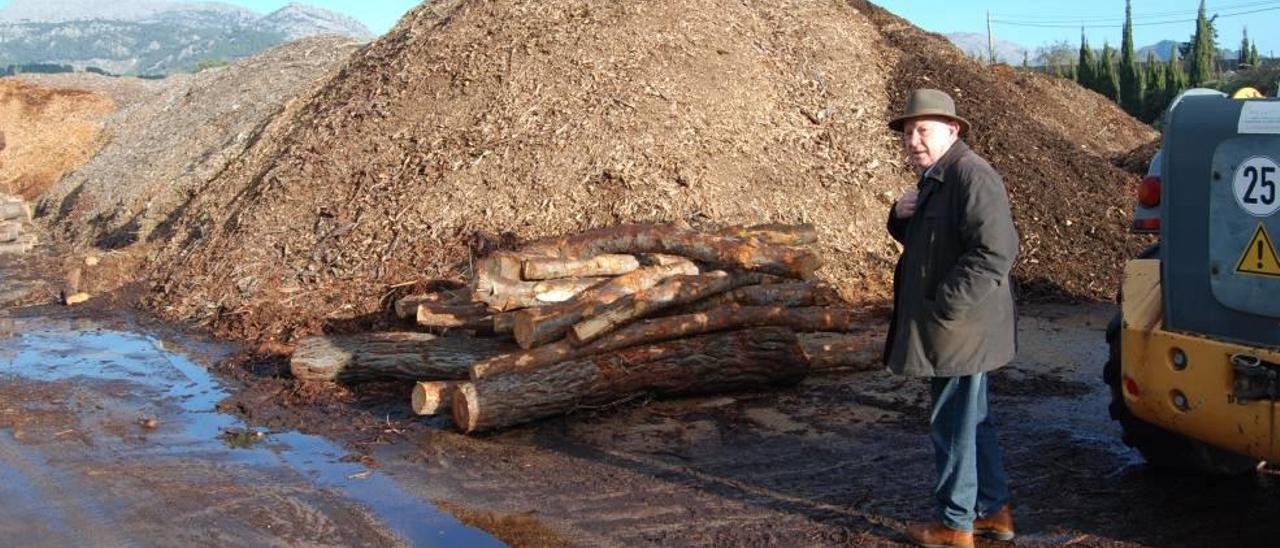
top-left (1142, 51), bottom-right (1167, 122)
top-left (1077, 31), bottom-right (1097, 91)
top-left (1120, 0), bottom-right (1143, 116)
top-left (1188, 0), bottom-right (1216, 85)
top-left (1165, 52), bottom-right (1187, 109)
top-left (1239, 27), bottom-right (1251, 67)
top-left (1099, 42), bottom-right (1121, 101)
top-left (1250, 42), bottom-right (1261, 67)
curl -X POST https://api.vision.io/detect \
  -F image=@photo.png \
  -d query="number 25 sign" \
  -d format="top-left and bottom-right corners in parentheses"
top-left (1235, 156), bottom-right (1280, 217)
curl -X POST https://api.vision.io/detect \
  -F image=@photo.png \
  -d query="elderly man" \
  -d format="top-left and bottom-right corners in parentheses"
top-left (884, 89), bottom-right (1019, 548)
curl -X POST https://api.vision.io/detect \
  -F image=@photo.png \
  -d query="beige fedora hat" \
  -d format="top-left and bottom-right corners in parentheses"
top-left (888, 89), bottom-right (971, 136)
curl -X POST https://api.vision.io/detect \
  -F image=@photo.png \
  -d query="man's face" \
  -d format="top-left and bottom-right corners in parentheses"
top-left (901, 117), bottom-right (960, 172)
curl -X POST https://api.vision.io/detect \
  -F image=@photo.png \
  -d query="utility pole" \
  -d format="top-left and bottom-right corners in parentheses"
top-left (987, 10), bottom-right (996, 65)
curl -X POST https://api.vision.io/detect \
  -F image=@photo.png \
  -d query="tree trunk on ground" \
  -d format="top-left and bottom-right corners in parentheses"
top-left (683, 281), bottom-right (840, 312)
top-left (800, 332), bottom-right (884, 372)
top-left (512, 259), bottom-right (698, 348)
top-left (411, 381), bottom-right (458, 415)
top-left (452, 327), bottom-right (807, 433)
top-left (716, 223), bottom-right (818, 246)
top-left (290, 332), bottom-right (514, 383)
top-left (518, 223), bottom-right (822, 279)
top-left (0, 202), bottom-right (29, 222)
top-left (521, 254), bottom-right (639, 280)
top-left (472, 305), bottom-right (867, 379)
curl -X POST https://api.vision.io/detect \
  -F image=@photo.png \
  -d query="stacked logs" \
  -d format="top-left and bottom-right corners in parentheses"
top-left (0, 194), bottom-right (36, 255)
top-left (291, 222), bottom-right (881, 433)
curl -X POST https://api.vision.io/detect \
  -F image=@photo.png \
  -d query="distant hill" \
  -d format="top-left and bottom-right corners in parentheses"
top-left (0, 0), bottom-right (372, 75)
top-left (1135, 40), bottom-right (1180, 62)
top-left (944, 32), bottom-right (1030, 65)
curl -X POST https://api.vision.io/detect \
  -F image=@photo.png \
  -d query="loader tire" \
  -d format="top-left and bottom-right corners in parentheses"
top-left (1104, 313), bottom-right (1257, 476)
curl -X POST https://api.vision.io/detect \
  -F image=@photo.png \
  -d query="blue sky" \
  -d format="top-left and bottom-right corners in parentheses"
top-left (875, 0), bottom-right (1280, 56)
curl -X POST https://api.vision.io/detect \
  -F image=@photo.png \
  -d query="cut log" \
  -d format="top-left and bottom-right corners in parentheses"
top-left (683, 281), bottom-right (840, 312)
top-left (800, 332), bottom-right (883, 372)
top-left (521, 254), bottom-right (639, 280)
top-left (569, 270), bottom-right (786, 345)
top-left (0, 221), bottom-right (19, 243)
top-left (0, 201), bottom-right (30, 222)
top-left (519, 223), bottom-right (822, 279)
top-left (512, 259), bottom-right (698, 349)
top-left (716, 223), bottom-right (818, 246)
top-left (492, 311), bottom-right (517, 334)
top-left (414, 302), bottom-right (492, 329)
top-left (290, 332), bottom-right (514, 383)
top-left (569, 271), bottom-right (742, 345)
top-left (452, 327), bottom-right (807, 433)
top-left (394, 290), bottom-right (468, 319)
top-left (411, 381), bottom-right (458, 415)
top-left (472, 305), bottom-right (866, 379)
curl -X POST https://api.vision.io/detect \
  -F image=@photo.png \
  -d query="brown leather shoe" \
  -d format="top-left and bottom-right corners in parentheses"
top-left (905, 522), bottom-right (974, 548)
top-left (973, 504), bottom-right (1016, 541)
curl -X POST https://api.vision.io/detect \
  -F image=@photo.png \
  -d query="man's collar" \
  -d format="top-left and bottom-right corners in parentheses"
top-left (921, 140), bottom-right (968, 183)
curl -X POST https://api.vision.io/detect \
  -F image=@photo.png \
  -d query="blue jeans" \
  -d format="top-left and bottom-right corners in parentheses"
top-left (929, 372), bottom-right (1010, 531)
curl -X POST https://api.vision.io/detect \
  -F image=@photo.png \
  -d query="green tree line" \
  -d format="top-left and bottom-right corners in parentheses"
top-left (1064, 0), bottom-right (1266, 124)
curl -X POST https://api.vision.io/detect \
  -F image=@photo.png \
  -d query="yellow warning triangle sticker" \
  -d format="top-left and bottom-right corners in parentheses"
top-left (1236, 222), bottom-right (1280, 278)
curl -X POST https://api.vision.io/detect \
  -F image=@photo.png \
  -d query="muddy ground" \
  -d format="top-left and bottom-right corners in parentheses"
top-left (3, 256), bottom-right (1280, 547)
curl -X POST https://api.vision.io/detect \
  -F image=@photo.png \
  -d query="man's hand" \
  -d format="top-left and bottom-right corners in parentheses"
top-left (894, 189), bottom-right (919, 219)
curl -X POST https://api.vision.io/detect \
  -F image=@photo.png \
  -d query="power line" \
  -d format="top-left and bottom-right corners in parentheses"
top-left (989, 0), bottom-right (1280, 22)
top-left (991, 5), bottom-right (1280, 28)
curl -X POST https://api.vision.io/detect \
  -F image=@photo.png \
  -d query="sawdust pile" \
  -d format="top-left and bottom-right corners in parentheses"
top-left (13, 73), bottom-right (176, 112)
top-left (0, 80), bottom-right (116, 199)
top-left (110, 0), bottom-right (1155, 342)
top-left (40, 36), bottom-right (363, 250)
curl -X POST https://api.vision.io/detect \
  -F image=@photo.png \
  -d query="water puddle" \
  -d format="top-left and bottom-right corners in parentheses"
top-left (0, 316), bottom-right (503, 547)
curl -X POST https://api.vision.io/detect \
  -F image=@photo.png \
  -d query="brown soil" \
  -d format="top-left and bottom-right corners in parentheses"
top-left (0, 79), bottom-right (115, 199)
top-left (1113, 139), bottom-right (1161, 176)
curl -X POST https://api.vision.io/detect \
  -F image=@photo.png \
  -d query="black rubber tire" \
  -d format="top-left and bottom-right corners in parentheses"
top-left (1104, 313), bottom-right (1258, 475)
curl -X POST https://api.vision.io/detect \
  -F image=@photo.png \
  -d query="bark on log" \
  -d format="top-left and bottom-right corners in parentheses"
top-left (800, 332), bottom-right (883, 372)
top-left (290, 332), bottom-right (514, 383)
top-left (411, 381), bottom-right (458, 415)
top-left (512, 259), bottom-right (698, 349)
top-left (473, 254), bottom-right (609, 311)
top-left (472, 306), bottom-right (866, 379)
top-left (716, 223), bottom-right (818, 246)
top-left (518, 223), bottom-right (822, 279)
top-left (452, 327), bottom-right (807, 433)
top-left (682, 281), bottom-right (840, 313)
top-left (0, 201), bottom-right (30, 222)
top-left (522, 254), bottom-right (639, 280)
top-left (0, 221), bottom-right (19, 243)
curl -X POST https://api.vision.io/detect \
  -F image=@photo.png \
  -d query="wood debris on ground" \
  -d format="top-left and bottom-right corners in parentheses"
top-left (290, 222), bottom-right (884, 433)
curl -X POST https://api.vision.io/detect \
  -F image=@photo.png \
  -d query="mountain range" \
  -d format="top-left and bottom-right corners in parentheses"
top-left (0, 0), bottom-right (372, 75)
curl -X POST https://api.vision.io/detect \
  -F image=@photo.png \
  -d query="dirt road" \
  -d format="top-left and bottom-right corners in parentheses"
top-left (3, 263), bottom-right (1280, 546)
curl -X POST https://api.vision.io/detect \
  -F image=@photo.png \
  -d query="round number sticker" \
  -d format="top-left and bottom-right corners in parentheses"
top-left (1234, 156), bottom-right (1280, 217)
